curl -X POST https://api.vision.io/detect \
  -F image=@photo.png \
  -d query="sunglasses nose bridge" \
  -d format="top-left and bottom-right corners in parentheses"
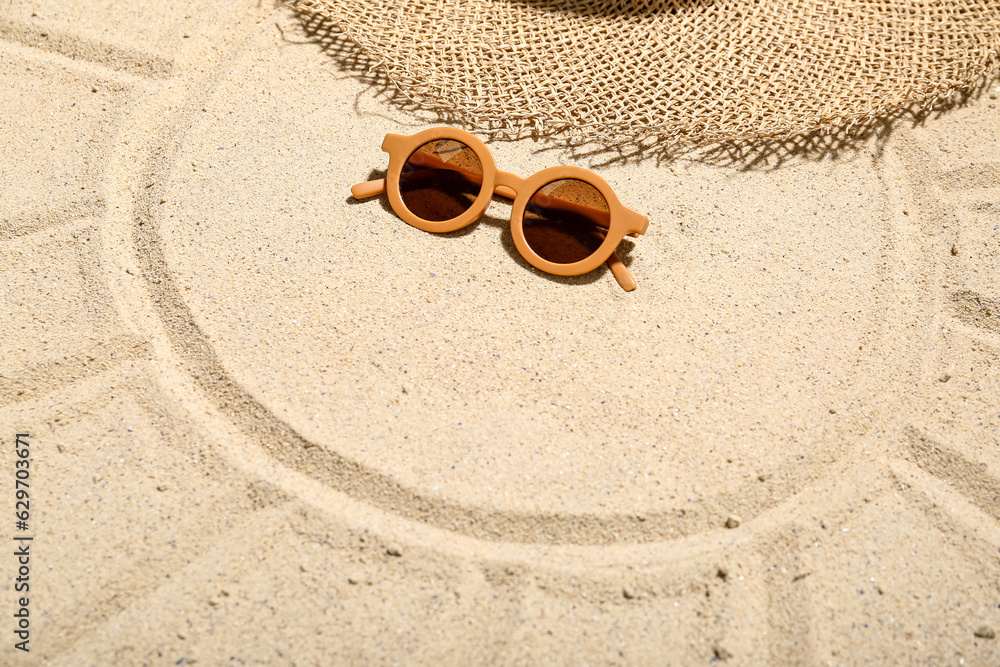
top-left (493, 170), bottom-right (524, 199)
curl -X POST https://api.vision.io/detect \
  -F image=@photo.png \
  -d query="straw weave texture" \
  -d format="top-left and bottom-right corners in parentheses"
top-left (295, 0), bottom-right (1000, 146)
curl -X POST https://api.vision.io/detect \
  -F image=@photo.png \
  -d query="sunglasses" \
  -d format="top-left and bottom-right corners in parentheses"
top-left (351, 128), bottom-right (649, 291)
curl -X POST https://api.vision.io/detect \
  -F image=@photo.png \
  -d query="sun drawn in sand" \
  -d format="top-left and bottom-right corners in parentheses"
top-left (1, 5), bottom-right (998, 662)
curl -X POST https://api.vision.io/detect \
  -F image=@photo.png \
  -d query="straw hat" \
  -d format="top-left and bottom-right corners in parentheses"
top-left (295, 0), bottom-right (1000, 147)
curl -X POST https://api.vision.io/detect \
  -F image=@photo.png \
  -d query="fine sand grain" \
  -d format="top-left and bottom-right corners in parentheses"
top-left (1, 1), bottom-right (999, 664)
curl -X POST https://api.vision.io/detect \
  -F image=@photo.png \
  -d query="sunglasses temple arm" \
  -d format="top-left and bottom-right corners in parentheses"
top-left (606, 250), bottom-right (637, 292)
top-left (351, 178), bottom-right (387, 200)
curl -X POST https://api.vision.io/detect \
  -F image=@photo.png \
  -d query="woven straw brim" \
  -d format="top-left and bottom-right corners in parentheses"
top-left (294, 0), bottom-right (1000, 147)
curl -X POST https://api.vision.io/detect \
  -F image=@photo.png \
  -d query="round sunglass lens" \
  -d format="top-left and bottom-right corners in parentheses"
top-left (398, 139), bottom-right (484, 223)
top-left (523, 179), bottom-right (610, 265)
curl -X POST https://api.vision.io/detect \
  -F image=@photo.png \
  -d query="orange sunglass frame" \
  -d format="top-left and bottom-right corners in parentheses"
top-left (351, 127), bottom-right (650, 291)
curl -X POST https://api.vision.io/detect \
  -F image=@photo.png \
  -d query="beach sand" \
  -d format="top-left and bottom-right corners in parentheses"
top-left (1, 1), bottom-right (999, 663)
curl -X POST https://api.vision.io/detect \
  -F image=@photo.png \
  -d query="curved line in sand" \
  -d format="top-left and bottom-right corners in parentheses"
top-left (135, 180), bottom-right (828, 545)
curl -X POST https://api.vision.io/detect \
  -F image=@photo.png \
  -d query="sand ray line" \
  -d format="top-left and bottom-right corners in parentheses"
top-left (761, 523), bottom-right (813, 664)
top-left (966, 200), bottom-right (1000, 214)
top-left (904, 426), bottom-right (1000, 523)
top-left (755, 461), bottom-right (907, 663)
top-left (888, 458), bottom-right (1000, 550)
top-left (0, 18), bottom-right (173, 79)
top-left (934, 162), bottom-right (1000, 192)
top-left (950, 289), bottom-right (1000, 336)
top-left (0, 198), bottom-right (105, 242)
top-left (46, 505), bottom-right (293, 664)
top-left (0, 333), bottom-right (151, 406)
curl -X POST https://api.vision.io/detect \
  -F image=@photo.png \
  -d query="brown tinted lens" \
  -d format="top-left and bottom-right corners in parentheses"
top-left (398, 139), bottom-right (484, 223)
top-left (523, 179), bottom-right (610, 265)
